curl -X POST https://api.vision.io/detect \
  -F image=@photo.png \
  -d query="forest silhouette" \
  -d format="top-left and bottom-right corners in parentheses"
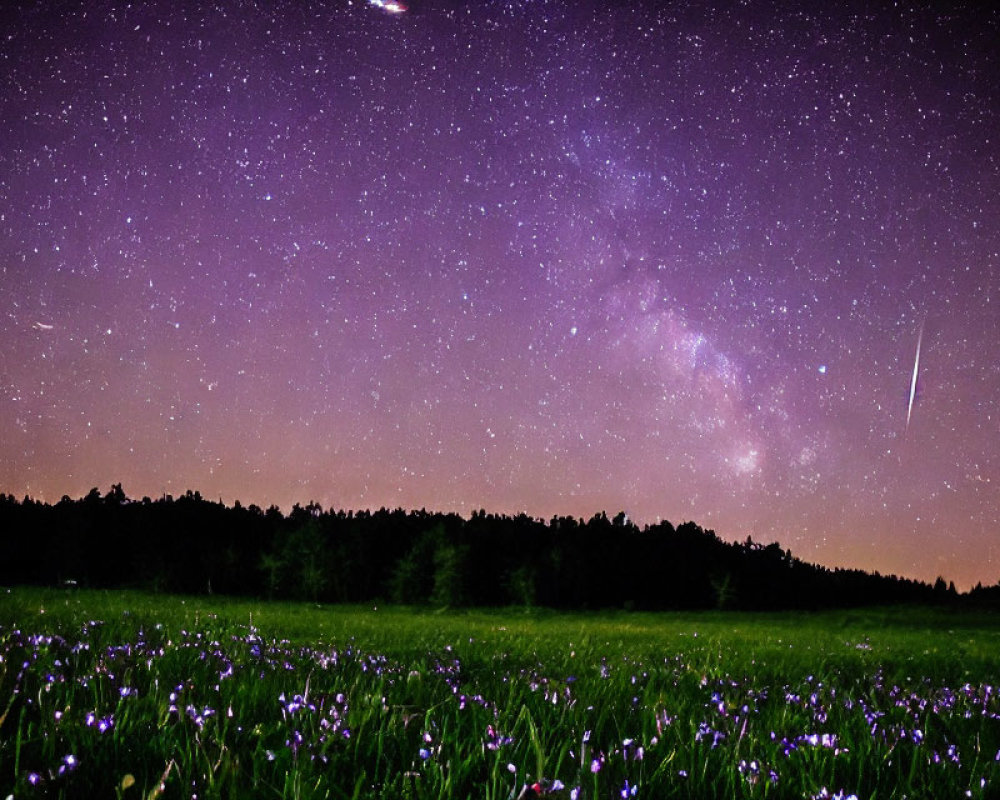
top-left (3, 485), bottom-right (995, 610)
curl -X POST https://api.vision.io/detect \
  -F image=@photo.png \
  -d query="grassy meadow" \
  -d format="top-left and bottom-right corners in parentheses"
top-left (2, 588), bottom-right (1000, 799)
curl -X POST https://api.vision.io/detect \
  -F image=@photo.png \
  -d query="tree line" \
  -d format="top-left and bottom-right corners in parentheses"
top-left (0, 485), bottom-right (986, 610)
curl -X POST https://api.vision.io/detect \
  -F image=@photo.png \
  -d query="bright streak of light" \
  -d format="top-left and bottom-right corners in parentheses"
top-left (368, 0), bottom-right (407, 13)
top-left (906, 323), bottom-right (923, 432)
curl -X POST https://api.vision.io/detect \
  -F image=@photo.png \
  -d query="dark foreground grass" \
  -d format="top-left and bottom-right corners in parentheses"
top-left (2, 589), bottom-right (999, 799)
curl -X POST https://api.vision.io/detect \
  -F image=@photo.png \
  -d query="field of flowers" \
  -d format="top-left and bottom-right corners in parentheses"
top-left (2, 589), bottom-right (1000, 799)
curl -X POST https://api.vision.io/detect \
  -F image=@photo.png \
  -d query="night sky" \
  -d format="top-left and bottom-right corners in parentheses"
top-left (2, 1), bottom-right (998, 588)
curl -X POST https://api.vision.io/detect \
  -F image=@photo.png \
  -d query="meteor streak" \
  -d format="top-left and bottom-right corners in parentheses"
top-left (906, 323), bottom-right (923, 432)
top-left (368, 0), bottom-right (407, 13)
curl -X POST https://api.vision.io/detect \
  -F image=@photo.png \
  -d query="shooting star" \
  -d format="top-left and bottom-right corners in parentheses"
top-left (368, 0), bottom-right (407, 13)
top-left (33, 321), bottom-right (54, 331)
top-left (906, 323), bottom-right (923, 432)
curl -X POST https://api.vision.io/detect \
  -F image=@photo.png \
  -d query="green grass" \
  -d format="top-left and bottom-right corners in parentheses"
top-left (2, 588), bottom-right (1000, 799)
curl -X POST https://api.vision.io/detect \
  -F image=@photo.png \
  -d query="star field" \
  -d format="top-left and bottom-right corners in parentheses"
top-left (2, 0), bottom-right (998, 587)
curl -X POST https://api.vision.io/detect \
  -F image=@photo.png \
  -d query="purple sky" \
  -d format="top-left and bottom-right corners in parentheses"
top-left (2, 0), bottom-right (998, 588)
